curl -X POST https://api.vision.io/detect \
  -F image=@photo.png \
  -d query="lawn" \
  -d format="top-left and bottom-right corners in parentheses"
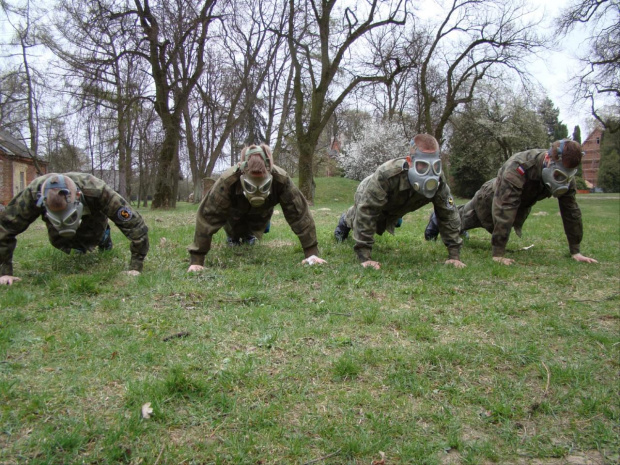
top-left (1, 177), bottom-right (618, 464)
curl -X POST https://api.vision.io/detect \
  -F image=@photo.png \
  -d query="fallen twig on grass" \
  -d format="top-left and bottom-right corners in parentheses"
top-left (153, 445), bottom-right (165, 465)
top-left (302, 449), bottom-right (342, 465)
top-left (542, 361), bottom-right (550, 397)
top-left (216, 297), bottom-right (258, 304)
top-left (162, 331), bottom-right (190, 342)
top-left (570, 292), bottom-right (619, 303)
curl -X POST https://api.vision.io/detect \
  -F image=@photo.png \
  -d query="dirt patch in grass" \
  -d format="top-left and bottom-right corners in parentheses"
top-left (262, 239), bottom-right (296, 249)
top-left (513, 450), bottom-right (606, 464)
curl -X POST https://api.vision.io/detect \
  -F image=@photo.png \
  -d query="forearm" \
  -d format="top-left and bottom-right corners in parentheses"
top-left (188, 234), bottom-right (212, 266)
top-left (0, 261), bottom-right (13, 276)
top-left (303, 244), bottom-right (319, 258)
top-left (559, 196), bottom-right (583, 255)
top-left (0, 240), bottom-right (16, 276)
top-left (446, 246), bottom-right (460, 260)
top-left (129, 236), bottom-right (149, 271)
top-left (354, 243), bottom-right (372, 262)
top-left (491, 207), bottom-right (517, 257)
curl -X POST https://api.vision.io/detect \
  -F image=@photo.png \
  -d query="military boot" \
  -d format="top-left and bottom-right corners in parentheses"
top-left (334, 213), bottom-right (351, 242)
top-left (226, 236), bottom-right (242, 246)
top-left (424, 211), bottom-right (439, 241)
top-left (98, 225), bottom-right (113, 251)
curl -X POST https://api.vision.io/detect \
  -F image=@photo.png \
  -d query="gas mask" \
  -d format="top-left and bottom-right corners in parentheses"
top-left (542, 141), bottom-right (577, 197)
top-left (241, 174), bottom-right (272, 207)
top-left (240, 146), bottom-right (273, 207)
top-left (37, 175), bottom-right (84, 237)
top-left (407, 146), bottom-right (442, 198)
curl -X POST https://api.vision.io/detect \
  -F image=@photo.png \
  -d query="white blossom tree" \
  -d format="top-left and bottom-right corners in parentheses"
top-left (338, 119), bottom-right (409, 181)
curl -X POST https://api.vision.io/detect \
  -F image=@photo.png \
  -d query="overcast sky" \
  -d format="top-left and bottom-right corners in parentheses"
top-left (0, 0), bottom-right (603, 139)
top-left (417, 0), bottom-right (599, 137)
top-left (525, 0), bottom-right (595, 136)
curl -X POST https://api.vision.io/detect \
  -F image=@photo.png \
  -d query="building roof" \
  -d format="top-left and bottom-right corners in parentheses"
top-left (0, 127), bottom-right (35, 159)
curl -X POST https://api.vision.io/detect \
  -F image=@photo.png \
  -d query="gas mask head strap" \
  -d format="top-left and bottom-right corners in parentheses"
top-left (241, 146), bottom-right (271, 172)
top-left (36, 175), bottom-right (77, 208)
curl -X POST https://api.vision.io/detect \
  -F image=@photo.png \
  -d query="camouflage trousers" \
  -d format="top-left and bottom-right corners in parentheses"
top-left (458, 179), bottom-right (495, 234)
top-left (223, 211), bottom-right (273, 241)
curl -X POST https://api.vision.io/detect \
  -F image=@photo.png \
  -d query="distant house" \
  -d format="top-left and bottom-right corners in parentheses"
top-left (0, 128), bottom-right (48, 206)
top-left (581, 127), bottom-right (603, 187)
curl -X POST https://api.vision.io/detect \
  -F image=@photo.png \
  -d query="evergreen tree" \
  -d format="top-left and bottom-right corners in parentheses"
top-left (572, 125), bottom-right (582, 143)
top-left (598, 126), bottom-right (620, 192)
top-left (553, 122), bottom-right (568, 141)
top-left (449, 91), bottom-right (548, 198)
top-left (538, 97), bottom-right (568, 144)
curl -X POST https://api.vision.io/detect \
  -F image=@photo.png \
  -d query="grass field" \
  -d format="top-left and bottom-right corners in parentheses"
top-left (1, 177), bottom-right (618, 464)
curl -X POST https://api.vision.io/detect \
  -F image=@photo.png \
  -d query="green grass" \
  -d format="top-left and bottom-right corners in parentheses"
top-left (1, 178), bottom-right (618, 464)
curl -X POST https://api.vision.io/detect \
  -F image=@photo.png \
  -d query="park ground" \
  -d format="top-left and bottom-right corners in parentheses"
top-left (1, 177), bottom-right (618, 464)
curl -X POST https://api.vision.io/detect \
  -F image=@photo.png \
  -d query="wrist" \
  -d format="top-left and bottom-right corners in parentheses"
top-left (189, 253), bottom-right (206, 266)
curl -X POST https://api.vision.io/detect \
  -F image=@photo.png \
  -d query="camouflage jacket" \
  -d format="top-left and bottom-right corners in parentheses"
top-left (346, 158), bottom-right (462, 262)
top-left (491, 149), bottom-right (582, 257)
top-left (0, 173), bottom-right (149, 275)
top-left (188, 164), bottom-right (319, 265)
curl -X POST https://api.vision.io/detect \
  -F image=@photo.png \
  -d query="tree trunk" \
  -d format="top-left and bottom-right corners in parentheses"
top-left (151, 123), bottom-right (180, 209)
top-left (297, 137), bottom-right (316, 203)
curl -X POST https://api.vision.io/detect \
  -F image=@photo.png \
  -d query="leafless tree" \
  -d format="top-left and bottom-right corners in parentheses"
top-left (287, 0), bottom-right (407, 203)
top-left (1, 0), bottom-right (45, 174)
top-left (183, 0), bottom-right (285, 201)
top-left (112, 0), bottom-right (221, 208)
top-left (43, 0), bottom-right (151, 197)
top-left (414, 0), bottom-right (545, 144)
top-left (557, 0), bottom-right (620, 132)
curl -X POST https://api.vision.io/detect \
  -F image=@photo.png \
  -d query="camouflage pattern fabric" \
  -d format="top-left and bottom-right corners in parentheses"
top-left (188, 164), bottom-right (319, 266)
top-left (343, 158), bottom-right (462, 262)
top-left (458, 149), bottom-right (583, 257)
top-left (0, 172), bottom-right (149, 275)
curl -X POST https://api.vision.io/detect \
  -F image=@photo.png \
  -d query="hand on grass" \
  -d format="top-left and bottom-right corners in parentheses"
top-left (361, 260), bottom-right (381, 270)
top-left (493, 257), bottom-right (514, 265)
top-left (572, 253), bottom-right (598, 264)
top-left (187, 265), bottom-right (205, 273)
top-left (0, 275), bottom-right (21, 285)
top-left (302, 255), bottom-right (327, 265)
top-left (445, 259), bottom-right (466, 268)
top-left (123, 270), bottom-right (141, 277)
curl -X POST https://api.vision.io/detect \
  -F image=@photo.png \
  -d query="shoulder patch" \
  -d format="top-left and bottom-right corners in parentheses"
top-left (117, 206), bottom-right (133, 222)
top-left (516, 165), bottom-right (526, 176)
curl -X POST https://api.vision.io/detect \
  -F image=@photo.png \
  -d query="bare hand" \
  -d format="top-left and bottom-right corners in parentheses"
top-left (187, 265), bottom-right (205, 273)
top-left (572, 253), bottom-right (598, 264)
top-left (123, 270), bottom-right (141, 277)
top-left (301, 255), bottom-right (327, 265)
top-left (493, 256), bottom-right (514, 266)
top-left (361, 260), bottom-right (381, 270)
top-left (445, 259), bottom-right (466, 268)
top-left (0, 275), bottom-right (21, 285)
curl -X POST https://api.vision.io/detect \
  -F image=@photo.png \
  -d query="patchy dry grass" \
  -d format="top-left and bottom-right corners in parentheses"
top-left (1, 179), bottom-right (618, 464)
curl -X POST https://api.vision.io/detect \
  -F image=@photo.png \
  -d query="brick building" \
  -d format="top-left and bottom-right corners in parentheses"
top-left (581, 127), bottom-right (603, 187)
top-left (0, 128), bottom-right (48, 207)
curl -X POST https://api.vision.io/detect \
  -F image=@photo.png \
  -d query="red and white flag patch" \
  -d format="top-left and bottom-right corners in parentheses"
top-left (516, 165), bottom-right (525, 176)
